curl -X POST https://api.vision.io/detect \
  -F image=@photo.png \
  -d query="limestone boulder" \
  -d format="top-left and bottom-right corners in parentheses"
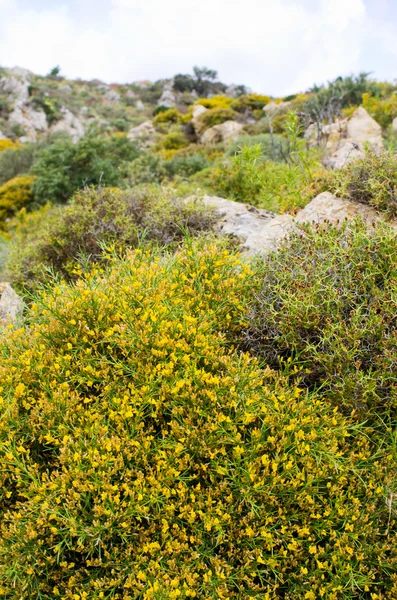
top-left (127, 120), bottom-right (157, 147)
top-left (0, 283), bottom-right (23, 324)
top-left (200, 120), bottom-right (244, 145)
top-left (392, 116), bottom-right (397, 134)
top-left (50, 107), bottom-right (85, 141)
top-left (294, 192), bottom-right (389, 228)
top-left (195, 196), bottom-right (295, 253)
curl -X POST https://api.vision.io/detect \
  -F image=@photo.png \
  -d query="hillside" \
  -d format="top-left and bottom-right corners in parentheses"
top-left (1, 67), bottom-right (397, 598)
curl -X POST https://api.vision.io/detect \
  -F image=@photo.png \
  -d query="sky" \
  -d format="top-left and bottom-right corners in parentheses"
top-left (0, 0), bottom-right (397, 96)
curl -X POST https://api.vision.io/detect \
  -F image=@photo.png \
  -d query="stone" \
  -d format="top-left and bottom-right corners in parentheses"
top-left (200, 120), bottom-right (244, 145)
top-left (0, 131), bottom-right (6, 140)
top-left (105, 88), bottom-right (121, 104)
top-left (158, 88), bottom-right (176, 108)
top-left (318, 108), bottom-right (384, 169)
top-left (0, 283), bottom-right (23, 323)
top-left (135, 100), bottom-right (145, 111)
top-left (127, 120), bottom-right (157, 148)
top-left (294, 192), bottom-right (387, 227)
top-left (263, 100), bottom-right (291, 116)
top-left (192, 104), bottom-right (207, 120)
top-left (346, 106), bottom-right (383, 150)
top-left (50, 107), bottom-right (85, 141)
top-left (10, 105), bottom-right (48, 141)
top-left (9, 66), bottom-right (33, 79)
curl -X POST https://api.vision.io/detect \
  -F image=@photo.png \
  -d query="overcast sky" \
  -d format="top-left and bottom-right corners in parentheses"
top-left (0, 0), bottom-right (396, 95)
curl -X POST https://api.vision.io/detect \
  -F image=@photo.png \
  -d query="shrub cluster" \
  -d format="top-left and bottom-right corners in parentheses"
top-left (0, 241), bottom-right (396, 598)
top-left (194, 108), bottom-right (237, 134)
top-left (243, 219), bottom-right (397, 417)
top-left (5, 186), bottom-right (217, 291)
top-left (320, 149), bottom-right (397, 217)
top-left (0, 175), bottom-right (35, 227)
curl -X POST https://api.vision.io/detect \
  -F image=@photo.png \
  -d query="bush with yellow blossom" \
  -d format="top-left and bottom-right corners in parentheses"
top-left (0, 239), bottom-right (396, 598)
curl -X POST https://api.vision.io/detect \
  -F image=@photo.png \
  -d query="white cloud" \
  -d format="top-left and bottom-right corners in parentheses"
top-left (0, 0), bottom-right (387, 95)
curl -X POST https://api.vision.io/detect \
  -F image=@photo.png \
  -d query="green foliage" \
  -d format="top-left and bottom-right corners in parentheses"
top-left (231, 93), bottom-right (271, 112)
top-left (165, 152), bottom-right (210, 178)
top-left (322, 149), bottom-right (397, 217)
top-left (159, 131), bottom-right (189, 151)
top-left (196, 96), bottom-right (233, 109)
top-left (208, 113), bottom-right (320, 212)
top-left (173, 74), bottom-right (195, 93)
top-left (5, 186), bottom-right (216, 291)
top-left (153, 109), bottom-right (182, 125)
top-left (244, 219), bottom-right (397, 419)
top-left (47, 65), bottom-right (61, 79)
top-left (227, 133), bottom-right (289, 162)
top-left (31, 134), bottom-right (140, 204)
top-left (1, 241), bottom-right (397, 598)
top-left (0, 175), bottom-right (35, 227)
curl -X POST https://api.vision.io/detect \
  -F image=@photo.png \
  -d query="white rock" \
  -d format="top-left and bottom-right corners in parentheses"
top-left (192, 105), bottom-right (207, 120)
top-left (320, 108), bottom-right (383, 169)
top-left (200, 120), bottom-right (244, 145)
top-left (158, 88), bottom-right (176, 108)
top-left (135, 100), bottom-right (145, 111)
top-left (392, 117), bottom-right (397, 134)
top-left (346, 106), bottom-right (383, 150)
top-left (295, 192), bottom-right (386, 227)
top-left (127, 120), bottom-right (156, 148)
top-left (0, 131), bottom-right (6, 140)
top-left (263, 100), bottom-right (291, 116)
top-left (105, 88), bottom-right (121, 104)
top-left (9, 105), bottom-right (48, 141)
top-left (50, 107), bottom-right (85, 141)
top-left (0, 283), bottom-right (23, 324)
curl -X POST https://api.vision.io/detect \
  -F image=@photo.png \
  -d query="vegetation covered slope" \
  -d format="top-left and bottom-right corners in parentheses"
top-left (1, 68), bottom-right (397, 598)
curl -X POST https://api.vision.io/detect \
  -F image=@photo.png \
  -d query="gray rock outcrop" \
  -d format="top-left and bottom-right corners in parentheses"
top-left (0, 283), bottom-right (23, 324)
top-left (50, 107), bottom-right (85, 141)
top-left (200, 120), bottom-right (244, 145)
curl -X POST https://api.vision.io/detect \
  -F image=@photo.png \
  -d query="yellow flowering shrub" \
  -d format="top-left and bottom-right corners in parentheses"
top-left (231, 93), bottom-right (271, 112)
top-left (0, 139), bottom-right (19, 153)
top-left (0, 174), bottom-right (35, 227)
top-left (362, 92), bottom-right (397, 130)
top-left (195, 96), bottom-right (233, 110)
top-left (0, 240), bottom-right (396, 598)
top-left (153, 109), bottom-right (183, 125)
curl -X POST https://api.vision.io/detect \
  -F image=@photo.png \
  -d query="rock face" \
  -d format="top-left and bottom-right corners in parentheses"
top-left (196, 192), bottom-right (397, 255)
top-left (50, 107), bottom-right (85, 141)
top-left (158, 82), bottom-right (176, 108)
top-left (307, 107), bottom-right (383, 169)
top-left (392, 116), bottom-right (397, 134)
top-left (294, 192), bottom-right (391, 228)
top-left (263, 100), bottom-right (291, 116)
top-left (0, 283), bottom-right (23, 323)
top-left (127, 120), bottom-right (157, 147)
top-left (135, 100), bottom-right (145, 111)
top-left (200, 120), bottom-right (244, 145)
top-left (0, 71), bottom-right (48, 141)
top-left (105, 88), bottom-right (121, 104)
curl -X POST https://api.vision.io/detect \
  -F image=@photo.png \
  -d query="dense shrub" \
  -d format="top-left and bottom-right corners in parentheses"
top-left (321, 149), bottom-right (397, 217)
top-left (195, 96), bottom-right (233, 110)
top-left (231, 93), bottom-right (271, 112)
top-left (165, 152), bottom-right (210, 178)
top-left (153, 109), bottom-right (182, 125)
top-left (159, 131), bottom-right (189, 151)
top-left (208, 140), bottom-right (320, 213)
top-left (0, 175), bottom-right (35, 227)
top-left (31, 134), bottom-right (140, 204)
top-left (0, 143), bottom-right (36, 185)
top-left (227, 133), bottom-right (289, 162)
top-left (5, 186), bottom-right (217, 291)
top-left (243, 219), bottom-right (397, 417)
top-left (1, 241), bottom-right (397, 598)
top-left (0, 139), bottom-right (18, 153)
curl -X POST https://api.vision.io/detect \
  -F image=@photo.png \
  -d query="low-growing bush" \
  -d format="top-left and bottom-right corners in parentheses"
top-left (5, 186), bottom-right (217, 291)
top-left (243, 219), bottom-right (397, 417)
top-left (0, 139), bottom-right (18, 153)
top-left (153, 109), bottom-right (182, 125)
top-left (231, 93), bottom-right (271, 112)
top-left (321, 149), bottom-right (397, 217)
top-left (158, 131), bottom-right (189, 151)
top-left (362, 92), bottom-right (397, 131)
top-left (0, 241), bottom-right (397, 598)
top-left (0, 143), bottom-right (36, 185)
top-left (0, 175), bottom-right (35, 227)
top-left (31, 134), bottom-right (140, 204)
top-left (227, 133), bottom-right (289, 162)
top-left (195, 95), bottom-right (233, 110)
